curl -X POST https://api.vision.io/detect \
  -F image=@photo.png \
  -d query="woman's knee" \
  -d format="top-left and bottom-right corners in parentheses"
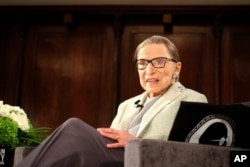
top-left (64, 117), bottom-right (82, 125)
top-left (61, 117), bottom-right (84, 130)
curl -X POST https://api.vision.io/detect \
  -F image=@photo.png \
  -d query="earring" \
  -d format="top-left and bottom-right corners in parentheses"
top-left (172, 74), bottom-right (179, 82)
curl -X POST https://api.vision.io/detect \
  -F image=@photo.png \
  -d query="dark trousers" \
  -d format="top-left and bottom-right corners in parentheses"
top-left (16, 118), bottom-right (124, 167)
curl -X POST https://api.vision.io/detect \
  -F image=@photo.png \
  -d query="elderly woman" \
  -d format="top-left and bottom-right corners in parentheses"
top-left (16, 35), bottom-right (207, 167)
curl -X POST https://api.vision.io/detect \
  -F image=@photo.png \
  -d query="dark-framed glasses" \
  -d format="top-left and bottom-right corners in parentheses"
top-left (135, 57), bottom-right (177, 70)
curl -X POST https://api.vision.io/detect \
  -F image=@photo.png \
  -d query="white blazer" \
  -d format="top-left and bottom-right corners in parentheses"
top-left (110, 82), bottom-right (208, 140)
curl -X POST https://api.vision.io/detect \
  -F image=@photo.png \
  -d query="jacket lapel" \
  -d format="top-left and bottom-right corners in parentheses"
top-left (137, 82), bottom-right (185, 136)
top-left (120, 92), bottom-right (148, 130)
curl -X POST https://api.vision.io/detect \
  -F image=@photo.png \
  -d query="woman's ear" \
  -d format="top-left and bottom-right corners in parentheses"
top-left (175, 62), bottom-right (182, 76)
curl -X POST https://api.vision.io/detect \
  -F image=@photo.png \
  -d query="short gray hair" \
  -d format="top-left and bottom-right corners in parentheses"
top-left (134, 35), bottom-right (180, 62)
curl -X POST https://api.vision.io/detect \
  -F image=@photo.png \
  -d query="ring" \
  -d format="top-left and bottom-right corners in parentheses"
top-left (115, 135), bottom-right (119, 140)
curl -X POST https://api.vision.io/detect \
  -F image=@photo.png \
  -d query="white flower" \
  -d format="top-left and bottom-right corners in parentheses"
top-left (0, 101), bottom-right (30, 131)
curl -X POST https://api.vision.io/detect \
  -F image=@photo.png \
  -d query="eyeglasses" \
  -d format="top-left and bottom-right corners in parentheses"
top-left (135, 57), bottom-right (177, 70)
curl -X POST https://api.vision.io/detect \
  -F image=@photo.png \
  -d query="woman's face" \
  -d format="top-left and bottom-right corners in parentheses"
top-left (137, 44), bottom-right (181, 98)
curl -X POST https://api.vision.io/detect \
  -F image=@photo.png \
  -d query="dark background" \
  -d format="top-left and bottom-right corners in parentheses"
top-left (0, 5), bottom-right (250, 131)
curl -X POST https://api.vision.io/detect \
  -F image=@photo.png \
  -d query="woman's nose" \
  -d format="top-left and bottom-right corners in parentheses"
top-left (145, 63), bottom-right (155, 74)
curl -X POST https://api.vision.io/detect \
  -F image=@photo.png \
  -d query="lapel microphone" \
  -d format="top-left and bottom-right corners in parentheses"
top-left (134, 100), bottom-right (143, 108)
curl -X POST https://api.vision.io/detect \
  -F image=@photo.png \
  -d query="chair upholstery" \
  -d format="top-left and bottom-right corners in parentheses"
top-left (14, 147), bottom-right (34, 166)
top-left (125, 139), bottom-right (250, 167)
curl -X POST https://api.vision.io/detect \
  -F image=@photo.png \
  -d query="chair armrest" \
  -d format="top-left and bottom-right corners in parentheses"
top-left (14, 147), bottom-right (34, 166)
top-left (125, 139), bottom-right (249, 167)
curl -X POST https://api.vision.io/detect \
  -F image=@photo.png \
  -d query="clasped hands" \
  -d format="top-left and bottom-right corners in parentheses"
top-left (97, 128), bottom-right (137, 148)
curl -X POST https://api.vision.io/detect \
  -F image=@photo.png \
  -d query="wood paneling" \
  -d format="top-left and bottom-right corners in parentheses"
top-left (221, 27), bottom-right (250, 103)
top-left (20, 25), bottom-right (115, 129)
top-left (0, 25), bottom-right (23, 105)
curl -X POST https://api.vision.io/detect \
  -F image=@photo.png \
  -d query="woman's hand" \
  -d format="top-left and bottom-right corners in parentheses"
top-left (97, 128), bottom-right (138, 148)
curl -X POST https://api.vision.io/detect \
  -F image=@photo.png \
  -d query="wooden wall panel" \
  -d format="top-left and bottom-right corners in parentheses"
top-left (221, 27), bottom-right (250, 103)
top-left (0, 25), bottom-right (22, 105)
top-left (119, 25), bottom-right (216, 104)
top-left (20, 25), bottom-right (115, 129)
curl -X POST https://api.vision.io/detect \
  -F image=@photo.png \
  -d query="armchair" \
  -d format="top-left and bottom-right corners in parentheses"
top-left (125, 139), bottom-right (250, 167)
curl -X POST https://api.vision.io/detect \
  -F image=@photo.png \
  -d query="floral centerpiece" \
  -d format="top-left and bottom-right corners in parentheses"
top-left (0, 101), bottom-right (50, 166)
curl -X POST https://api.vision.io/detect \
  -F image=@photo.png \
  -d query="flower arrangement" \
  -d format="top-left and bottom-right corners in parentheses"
top-left (0, 101), bottom-right (50, 147)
